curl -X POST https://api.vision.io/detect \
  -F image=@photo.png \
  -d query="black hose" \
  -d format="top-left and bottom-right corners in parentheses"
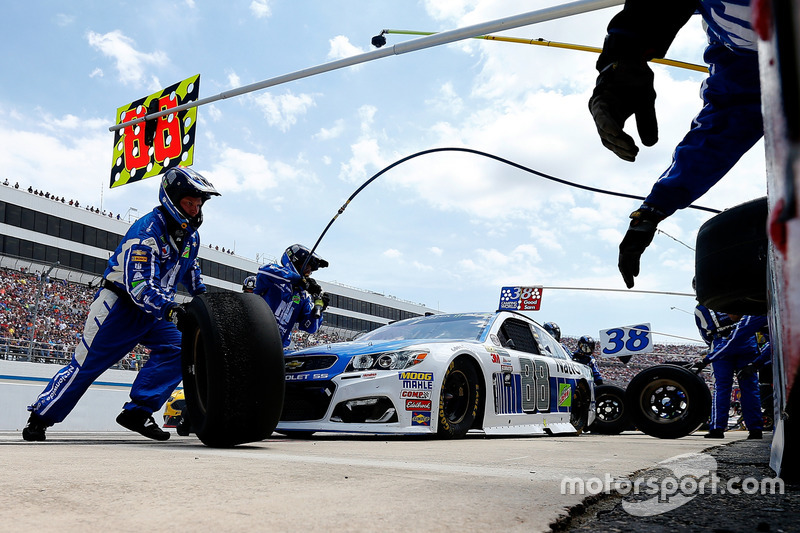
top-left (302, 146), bottom-right (722, 270)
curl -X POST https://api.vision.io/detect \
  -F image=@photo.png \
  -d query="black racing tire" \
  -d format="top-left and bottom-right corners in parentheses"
top-left (625, 364), bottom-right (711, 439)
top-left (695, 196), bottom-right (769, 315)
top-left (589, 384), bottom-right (629, 435)
top-left (437, 357), bottom-right (481, 439)
top-left (180, 292), bottom-right (285, 448)
top-left (570, 380), bottom-right (592, 435)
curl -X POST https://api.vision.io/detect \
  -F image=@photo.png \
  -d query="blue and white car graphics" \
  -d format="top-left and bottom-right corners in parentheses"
top-left (276, 311), bottom-right (595, 437)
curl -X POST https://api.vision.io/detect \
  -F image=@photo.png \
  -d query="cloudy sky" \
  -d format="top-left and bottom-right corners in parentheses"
top-left (1, 1), bottom-right (767, 346)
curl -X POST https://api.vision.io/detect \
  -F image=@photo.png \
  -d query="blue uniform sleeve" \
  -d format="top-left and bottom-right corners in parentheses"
top-left (124, 241), bottom-right (177, 319)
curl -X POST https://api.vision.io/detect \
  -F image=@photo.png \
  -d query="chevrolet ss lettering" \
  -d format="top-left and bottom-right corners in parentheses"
top-left (276, 310), bottom-right (596, 438)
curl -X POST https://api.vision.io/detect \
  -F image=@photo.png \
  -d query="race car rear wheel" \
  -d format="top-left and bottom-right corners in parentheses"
top-left (437, 357), bottom-right (481, 439)
top-left (570, 380), bottom-right (591, 435)
top-left (180, 292), bottom-right (285, 447)
top-left (589, 384), bottom-right (629, 435)
top-left (625, 364), bottom-right (711, 439)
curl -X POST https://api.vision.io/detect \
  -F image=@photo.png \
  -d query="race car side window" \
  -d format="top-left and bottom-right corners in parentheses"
top-left (498, 318), bottom-right (541, 355)
top-left (531, 323), bottom-right (568, 360)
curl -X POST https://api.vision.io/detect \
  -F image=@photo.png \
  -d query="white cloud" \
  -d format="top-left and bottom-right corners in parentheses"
top-left (430, 246), bottom-right (443, 256)
top-left (383, 249), bottom-right (402, 259)
top-left (327, 35), bottom-right (366, 61)
top-left (86, 30), bottom-right (169, 87)
top-left (314, 119), bottom-right (345, 140)
top-left (251, 91), bottom-right (316, 132)
top-left (250, 0), bottom-right (272, 18)
top-left (55, 14), bottom-right (75, 27)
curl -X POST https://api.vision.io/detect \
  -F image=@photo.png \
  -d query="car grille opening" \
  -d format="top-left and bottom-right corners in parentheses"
top-left (284, 355), bottom-right (338, 373)
top-left (331, 397), bottom-right (398, 424)
top-left (280, 381), bottom-right (336, 421)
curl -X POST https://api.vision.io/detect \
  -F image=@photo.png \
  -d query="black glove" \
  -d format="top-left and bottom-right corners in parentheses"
top-left (736, 363), bottom-right (757, 380)
top-left (306, 277), bottom-right (322, 296)
top-left (619, 207), bottom-right (664, 289)
top-left (321, 292), bottom-right (330, 311)
top-left (165, 303), bottom-right (186, 325)
top-left (589, 61), bottom-right (658, 162)
top-left (689, 358), bottom-right (709, 373)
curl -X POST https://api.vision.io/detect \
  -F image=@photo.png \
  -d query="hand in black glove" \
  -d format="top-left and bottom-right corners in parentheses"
top-left (321, 292), bottom-right (330, 311)
top-left (689, 358), bottom-right (709, 373)
top-left (306, 277), bottom-right (322, 296)
top-left (165, 303), bottom-right (186, 325)
top-left (619, 208), bottom-right (664, 289)
top-left (589, 61), bottom-right (658, 162)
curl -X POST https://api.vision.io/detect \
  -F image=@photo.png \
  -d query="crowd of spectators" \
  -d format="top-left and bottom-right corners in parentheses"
top-left (561, 336), bottom-right (708, 387)
top-left (0, 266), bottom-right (147, 370)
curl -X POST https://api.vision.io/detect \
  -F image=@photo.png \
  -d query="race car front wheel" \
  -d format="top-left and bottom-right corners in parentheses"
top-left (589, 384), bottom-right (629, 435)
top-left (180, 292), bottom-right (285, 447)
top-left (437, 357), bottom-right (481, 439)
top-left (625, 364), bottom-right (711, 439)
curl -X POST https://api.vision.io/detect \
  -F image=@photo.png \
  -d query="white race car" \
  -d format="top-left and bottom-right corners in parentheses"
top-left (277, 311), bottom-right (595, 438)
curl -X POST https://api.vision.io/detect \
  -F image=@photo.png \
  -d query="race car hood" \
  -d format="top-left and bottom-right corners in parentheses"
top-left (291, 338), bottom-right (484, 356)
top-left (284, 338), bottom-right (481, 379)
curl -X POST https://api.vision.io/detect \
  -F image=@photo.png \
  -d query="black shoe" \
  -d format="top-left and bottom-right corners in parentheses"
top-left (22, 413), bottom-right (48, 442)
top-left (748, 429), bottom-right (763, 440)
top-left (704, 429), bottom-right (725, 439)
top-left (175, 415), bottom-right (191, 436)
top-left (116, 409), bottom-right (170, 441)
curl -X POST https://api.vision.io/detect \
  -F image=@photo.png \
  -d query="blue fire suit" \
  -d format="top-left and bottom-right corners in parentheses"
top-left (571, 350), bottom-right (604, 384)
top-left (28, 207), bottom-right (206, 424)
top-left (254, 254), bottom-right (323, 348)
top-left (696, 307), bottom-right (765, 432)
top-left (604, 0), bottom-right (761, 217)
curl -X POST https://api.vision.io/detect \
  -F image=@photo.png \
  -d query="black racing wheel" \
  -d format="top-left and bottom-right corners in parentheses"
top-left (180, 292), bottom-right (285, 447)
top-left (625, 364), bottom-right (711, 439)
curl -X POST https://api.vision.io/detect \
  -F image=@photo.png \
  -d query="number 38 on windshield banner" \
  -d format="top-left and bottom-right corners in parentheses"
top-left (599, 323), bottom-right (654, 357)
top-left (109, 74), bottom-right (200, 188)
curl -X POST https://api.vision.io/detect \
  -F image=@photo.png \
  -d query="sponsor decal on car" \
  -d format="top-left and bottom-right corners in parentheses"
top-left (405, 399), bottom-right (432, 411)
top-left (411, 411), bottom-right (432, 426)
top-left (501, 363), bottom-right (513, 373)
top-left (555, 360), bottom-right (582, 376)
top-left (361, 372), bottom-right (377, 379)
top-left (401, 390), bottom-right (431, 399)
top-left (558, 383), bottom-right (572, 407)
top-left (398, 371), bottom-right (433, 381)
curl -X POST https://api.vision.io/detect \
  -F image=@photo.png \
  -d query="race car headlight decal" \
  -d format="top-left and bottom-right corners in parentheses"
top-left (351, 354), bottom-right (375, 370)
top-left (346, 351), bottom-right (428, 372)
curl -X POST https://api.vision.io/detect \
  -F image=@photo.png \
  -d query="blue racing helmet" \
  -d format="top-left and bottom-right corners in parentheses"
top-left (159, 167), bottom-right (220, 232)
top-left (242, 275), bottom-right (256, 292)
top-left (281, 244), bottom-right (329, 275)
top-left (543, 321), bottom-right (561, 342)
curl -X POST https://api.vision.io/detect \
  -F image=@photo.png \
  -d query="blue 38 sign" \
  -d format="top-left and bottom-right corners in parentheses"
top-left (599, 323), bottom-right (654, 357)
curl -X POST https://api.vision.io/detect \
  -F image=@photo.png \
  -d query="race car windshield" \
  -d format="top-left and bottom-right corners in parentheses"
top-left (357, 313), bottom-right (493, 342)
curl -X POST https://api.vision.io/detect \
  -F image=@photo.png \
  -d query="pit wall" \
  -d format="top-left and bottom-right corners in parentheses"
top-left (0, 359), bottom-right (168, 432)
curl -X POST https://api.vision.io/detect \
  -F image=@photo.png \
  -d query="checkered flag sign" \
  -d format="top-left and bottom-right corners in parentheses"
top-left (498, 286), bottom-right (543, 311)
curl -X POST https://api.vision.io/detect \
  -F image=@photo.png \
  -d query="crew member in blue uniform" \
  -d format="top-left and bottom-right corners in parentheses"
top-left (588, 0), bottom-right (761, 288)
top-left (22, 167), bottom-right (219, 441)
top-left (254, 244), bottom-right (329, 348)
top-left (571, 335), bottom-right (604, 385)
top-left (695, 305), bottom-right (766, 439)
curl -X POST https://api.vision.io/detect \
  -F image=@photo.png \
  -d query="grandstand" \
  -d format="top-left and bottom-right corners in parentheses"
top-left (0, 183), bottom-right (439, 363)
top-left (0, 182), bottom-right (709, 384)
